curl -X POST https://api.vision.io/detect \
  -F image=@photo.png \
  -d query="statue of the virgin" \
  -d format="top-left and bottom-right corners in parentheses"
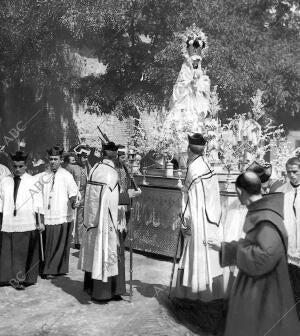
top-left (168, 24), bottom-right (210, 126)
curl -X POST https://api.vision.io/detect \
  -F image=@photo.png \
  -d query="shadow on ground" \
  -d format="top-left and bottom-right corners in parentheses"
top-left (130, 279), bottom-right (227, 336)
top-left (50, 276), bottom-right (91, 305)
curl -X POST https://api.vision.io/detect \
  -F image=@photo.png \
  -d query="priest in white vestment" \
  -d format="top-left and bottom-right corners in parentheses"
top-left (277, 157), bottom-right (300, 318)
top-left (79, 142), bottom-right (122, 301)
top-left (175, 133), bottom-right (224, 301)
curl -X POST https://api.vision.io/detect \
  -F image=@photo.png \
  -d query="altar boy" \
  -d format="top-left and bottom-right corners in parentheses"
top-left (40, 145), bottom-right (79, 278)
top-left (0, 150), bottom-right (44, 289)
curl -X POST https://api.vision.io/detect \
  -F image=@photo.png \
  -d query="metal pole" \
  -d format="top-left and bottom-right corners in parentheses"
top-left (37, 209), bottom-right (44, 262)
top-left (121, 159), bottom-right (138, 303)
top-left (129, 196), bottom-right (133, 302)
top-left (128, 160), bottom-right (136, 302)
top-left (168, 222), bottom-right (181, 298)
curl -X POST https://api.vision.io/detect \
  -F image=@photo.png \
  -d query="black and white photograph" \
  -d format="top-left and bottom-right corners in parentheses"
top-left (0, 1), bottom-right (299, 335)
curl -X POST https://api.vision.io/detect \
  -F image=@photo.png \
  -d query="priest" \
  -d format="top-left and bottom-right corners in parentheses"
top-left (79, 142), bottom-right (140, 301)
top-left (0, 150), bottom-right (44, 289)
top-left (40, 145), bottom-right (79, 278)
top-left (174, 133), bottom-right (223, 301)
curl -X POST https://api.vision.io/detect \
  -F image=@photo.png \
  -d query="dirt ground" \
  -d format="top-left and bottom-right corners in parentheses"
top-left (0, 249), bottom-right (226, 336)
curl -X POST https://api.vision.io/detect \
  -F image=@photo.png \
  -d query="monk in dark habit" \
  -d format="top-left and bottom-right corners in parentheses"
top-left (208, 171), bottom-right (300, 336)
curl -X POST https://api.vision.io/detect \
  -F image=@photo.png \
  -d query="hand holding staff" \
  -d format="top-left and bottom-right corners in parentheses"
top-left (37, 209), bottom-right (45, 262)
top-left (168, 214), bottom-right (183, 298)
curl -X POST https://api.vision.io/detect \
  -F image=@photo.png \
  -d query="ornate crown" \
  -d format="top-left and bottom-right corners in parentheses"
top-left (179, 24), bottom-right (208, 59)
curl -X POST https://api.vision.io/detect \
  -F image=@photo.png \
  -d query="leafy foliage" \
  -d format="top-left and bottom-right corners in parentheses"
top-left (0, 0), bottom-right (299, 131)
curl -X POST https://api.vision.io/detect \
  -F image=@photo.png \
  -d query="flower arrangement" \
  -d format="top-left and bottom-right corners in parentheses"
top-left (212, 89), bottom-right (285, 172)
top-left (216, 113), bottom-right (285, 172)
top-left (270, 139), bottom-right (294, 177)
top-left (128, 108), bottom-right (180, 160)
top-left (128, 88), bottom-right (288, 174)
top-left (128, 105), bottom-right (208, 161)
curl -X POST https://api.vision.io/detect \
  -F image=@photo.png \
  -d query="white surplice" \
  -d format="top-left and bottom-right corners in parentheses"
top-left (39, 167), bottom-right (78, 225)
top-left (176, 155), bottom-right (223, 301)
top-left (78, 159), bottom-right (119, 282)
top-left (278, 182), bottom-right (300, 266)
top-left (0, 164), bottom-right (10, 181)
top-left (0, 172), bottom-right (44, 232)
top-left (221, 196), bottom-right (247, 293)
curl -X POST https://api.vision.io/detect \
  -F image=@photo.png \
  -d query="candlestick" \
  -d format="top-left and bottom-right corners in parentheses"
top-left (177, 169), bottom-right (183, 189)
top-left (142, 167), bottom-right (149, 185)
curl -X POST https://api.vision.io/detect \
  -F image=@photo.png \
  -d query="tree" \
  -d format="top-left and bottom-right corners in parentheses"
top-left (0, 0), bottom-right (299, 145)
top-left (70, 0), bottom-right (300, 128)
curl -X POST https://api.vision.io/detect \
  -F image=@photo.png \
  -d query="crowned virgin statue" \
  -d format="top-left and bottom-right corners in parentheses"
top-left (165, 25), bottom-right (211, 158)
top-left (168, 25), bottom-right (210, 126)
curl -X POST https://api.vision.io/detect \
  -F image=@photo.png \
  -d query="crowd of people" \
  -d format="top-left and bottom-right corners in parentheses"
top-left (0, 140), bottom-right (140, 302)
top-left (0, 133), bottom-right (300, 335)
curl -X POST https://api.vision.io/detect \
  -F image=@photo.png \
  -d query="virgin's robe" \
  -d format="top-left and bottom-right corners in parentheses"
top-left (221, 193), bottom-right (300, 336)
top-left (168, 58), bottom-right (210, 124)
top-left (175, 155), bottom-right (223, 301)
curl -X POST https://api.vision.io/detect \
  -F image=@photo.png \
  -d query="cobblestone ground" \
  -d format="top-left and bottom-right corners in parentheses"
top-left (0, 249), bottom-right (225, 336)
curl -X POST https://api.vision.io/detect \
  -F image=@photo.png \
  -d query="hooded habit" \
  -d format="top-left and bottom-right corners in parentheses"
top-left (221, 193), bottom-right (300, 336)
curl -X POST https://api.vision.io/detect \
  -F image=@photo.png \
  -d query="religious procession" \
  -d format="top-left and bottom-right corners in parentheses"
top-left (0, 1), bottom-right (300, 336)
